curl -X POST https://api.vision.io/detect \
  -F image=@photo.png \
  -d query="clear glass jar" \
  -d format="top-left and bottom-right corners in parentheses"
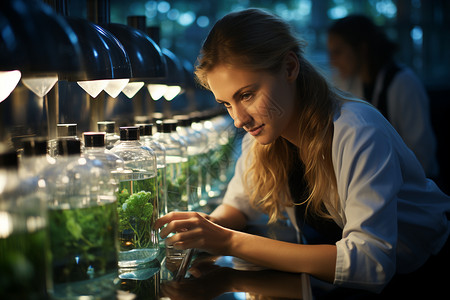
top-left (48, 123), bottom-right (80, 157)
top-left (97, 121), bottom-right (120, 150)
top-left (82, 132), bottom-right (124, 172)
top-left (153, 120), bottom-right (189, 214)
top-left (174, 115), bottom-right (205, 211)
top-left (110, 127), bottom-right (159, 267)
top-left (44, 138), bottom-right (119, 299)
top-left (19, 137), bottom-right (55, 178)
top-left (136, 123), bottom-right (167, 219)
top-left (0, 149), bottom-right (51, 300)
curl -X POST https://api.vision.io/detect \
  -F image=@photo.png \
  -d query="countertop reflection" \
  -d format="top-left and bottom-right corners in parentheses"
top-left (116, 251), bottom-right (308, 300)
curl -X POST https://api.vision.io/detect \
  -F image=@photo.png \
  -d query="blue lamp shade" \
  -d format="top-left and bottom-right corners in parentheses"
top-left (62, 17), bottom-right (132, 81)
top-left (102, 23), bottom-right (167, 81)
top-left (0, 0), bottom-right (83, 75)
top-left (159, 48), bottom-right (185, 86)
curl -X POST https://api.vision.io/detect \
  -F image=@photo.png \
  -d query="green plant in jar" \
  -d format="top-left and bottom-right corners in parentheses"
top-left (117, 189), bottom-right (156, 250)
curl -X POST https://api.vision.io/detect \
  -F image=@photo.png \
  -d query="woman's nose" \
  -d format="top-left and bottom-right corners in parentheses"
top-left (233, 106), bottom-right (252, 128)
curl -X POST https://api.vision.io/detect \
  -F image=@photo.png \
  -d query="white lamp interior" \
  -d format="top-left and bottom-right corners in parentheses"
top-left (77, 79), bottom-right (109, 98)
top-left (122, 82), bottom-right (144, 99)
top-left (0, 70), bottom-right (21, 102)
top-left (147, 84), bottom-right (167, 101)
top-left (104, 78), bottom-right (129, 98)
top-left (22, 75), bottom-right (58, 98)
top-left (164, 85), bottom-right (182, 101)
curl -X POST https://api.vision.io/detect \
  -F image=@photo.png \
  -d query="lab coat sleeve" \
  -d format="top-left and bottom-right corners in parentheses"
top-left (387, 69), bottom-right (438, 177)
top-left (221, 133), bottom-right (262, 221)
top-left (333, 118), bottom-right (402, 293)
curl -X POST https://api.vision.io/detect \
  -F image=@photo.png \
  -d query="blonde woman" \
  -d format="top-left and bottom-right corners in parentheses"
top-left (155, 8), bottom-right (450, 297)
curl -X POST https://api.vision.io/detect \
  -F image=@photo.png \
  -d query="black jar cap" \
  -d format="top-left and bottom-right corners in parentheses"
top-left (57, 123), bottom-right (77, 137)
top-left (0, 150), bottom-right (18, 169)
top-left (22, 137), bottom-right (48, 156)
top-left (173, 115), bottom-right (192, 127)
top-left (97, 121), bottom-right (115, 134)
top-left (119, 126), bottom-right (140, 140)
top-left (136, 123), bottom-right (153, 136)
top-left (156, 120), bottom-right (172, 133)
top-left (57, 138), bottom-right (81, 155)
top-left (84, 132), bottom-right (105, 147)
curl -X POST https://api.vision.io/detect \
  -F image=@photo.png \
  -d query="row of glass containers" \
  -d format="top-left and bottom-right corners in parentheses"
top-left (0, 111), bottom-right (238, 299)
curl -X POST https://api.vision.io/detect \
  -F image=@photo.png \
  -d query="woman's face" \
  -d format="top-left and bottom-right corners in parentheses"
top-left (207, 62), bottom-right (298, 145)
top-left (327, 33), bottom-right (361, 79)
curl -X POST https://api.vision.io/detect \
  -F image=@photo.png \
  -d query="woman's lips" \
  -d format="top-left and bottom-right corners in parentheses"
top-left (247, 124), bottom-right (264, 136)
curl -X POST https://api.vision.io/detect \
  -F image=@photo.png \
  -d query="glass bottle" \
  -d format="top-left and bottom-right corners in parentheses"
top-left (136, 123), bottom-right (167, 219)
top-left (97, 121), bottom-right (120, 150)
top-left (19, 137), bottom-right (55, 178)
top-left (44, 138), bottom-right (119, 299)
top-left (0, 148), bottom-right (51, 300)
top-left (110, 127), bottom-right (159, 267)
top-left (153, 120), bottom-right (189, 214)
top-left (48, 123), bottom-right (80, 157)
top-left (82, 132), bottom-right (124, 172)
top-left (173, 115), bottom-right (204, 211)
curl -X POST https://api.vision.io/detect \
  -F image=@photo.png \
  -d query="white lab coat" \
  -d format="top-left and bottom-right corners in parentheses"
top-left (332, 65), bottom-right (439, 178)
top-left (221, 100), bottom-right (450, 293)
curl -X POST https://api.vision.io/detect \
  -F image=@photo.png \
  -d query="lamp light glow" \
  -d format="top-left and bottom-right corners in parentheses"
top-left (77, 79), bottom-right (109, 98)
top-left (163, 85), bottom-right (181, 101)
top-left (147, 84), bottom-right (167, 101)
top-left (0, 70), bottom-right (21, 102)
top-left (122, 82), bottom-right (144, 98)
top-left (22, 75), bottom-right (58, 97)
top-left (104, 78), bottom-right (130, 98)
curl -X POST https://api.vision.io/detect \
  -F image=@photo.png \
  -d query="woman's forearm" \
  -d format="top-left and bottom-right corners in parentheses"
top-left (228, 230), bottom-right (337, 282)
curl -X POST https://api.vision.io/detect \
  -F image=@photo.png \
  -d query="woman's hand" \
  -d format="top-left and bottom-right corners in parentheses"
top-left (155, 211), bottom-right (234, 255)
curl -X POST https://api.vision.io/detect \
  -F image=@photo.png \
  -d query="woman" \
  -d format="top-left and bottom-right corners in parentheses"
top-left (327, 15), bottom-right (439, 179)
top-left (155, 8), bottom-right (450, 297)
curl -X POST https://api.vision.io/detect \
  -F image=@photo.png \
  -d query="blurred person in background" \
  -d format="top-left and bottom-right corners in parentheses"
top-left (327, 14), bottom-right (439, 179)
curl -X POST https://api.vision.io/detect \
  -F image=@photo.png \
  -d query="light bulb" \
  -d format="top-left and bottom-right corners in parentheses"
top-left (77, 80), bottom-right (109, 98)
top-left (163, 86), bottom-right (181, 101)
top-left (0, 71), bottom-right (21, 102)
top-left (147, 84), bottom-right (167, 101)
top-left (22, 75), bottom-right (58, 98)
top-left (122, 82), bottom-right (144, 99)
top-left (104, 79), bottom-right (129, 98)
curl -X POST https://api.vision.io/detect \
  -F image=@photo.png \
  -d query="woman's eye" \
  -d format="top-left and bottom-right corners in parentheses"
top-left (241, 92), bottom-right (253, 101)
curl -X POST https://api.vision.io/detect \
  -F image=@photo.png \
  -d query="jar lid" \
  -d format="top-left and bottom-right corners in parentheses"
top-left (164, 119), bottom-right (178, 132)
top-left (58, 138), bottom-right (81, 155)
top-left (57, 123), bottom-right (77, 137)
top-left (136, 123), bottom-right (153, 136)
top-left (22, 137), bottom-right (47, 156)
top-left (119, 126), bottom-right (140, 140)
top-left (173, 115), bottom-right (192, 127)
top-left (156, 120), bottom-right (172, 133)
top-left (97, 121), bottom-right (115, 134)
top-left (84, 132), bottom-right (105, 147)
top-left (0, 150), bottom-right (18, 169)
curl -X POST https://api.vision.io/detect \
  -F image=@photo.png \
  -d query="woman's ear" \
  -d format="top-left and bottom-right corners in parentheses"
top-left (284, 51), bottom-right (300, 83)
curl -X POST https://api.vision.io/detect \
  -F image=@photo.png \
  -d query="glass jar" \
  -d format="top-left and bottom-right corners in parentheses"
top-left (48, 123), bottom-right (80, 157)
top-left (153, 120), bottom-right (189, 214)
top-left (110, 127), bottom-right (159, 267)
top-left (82, 132), bottom-right (124, 172)
top-left (136, 123), bottom-right (167, 219)
top-left (0, 148), bottom-right (51, 299)
top-left (173, 115), bottom-right (205, 211)
top-left (97, 121), bottom-right (120, 150)
top-left (44, 138), bottom-right (119, 299)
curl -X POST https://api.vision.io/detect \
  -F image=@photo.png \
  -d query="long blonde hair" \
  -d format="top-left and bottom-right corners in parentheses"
top-left (195, 8), bottom-right (340, 223)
